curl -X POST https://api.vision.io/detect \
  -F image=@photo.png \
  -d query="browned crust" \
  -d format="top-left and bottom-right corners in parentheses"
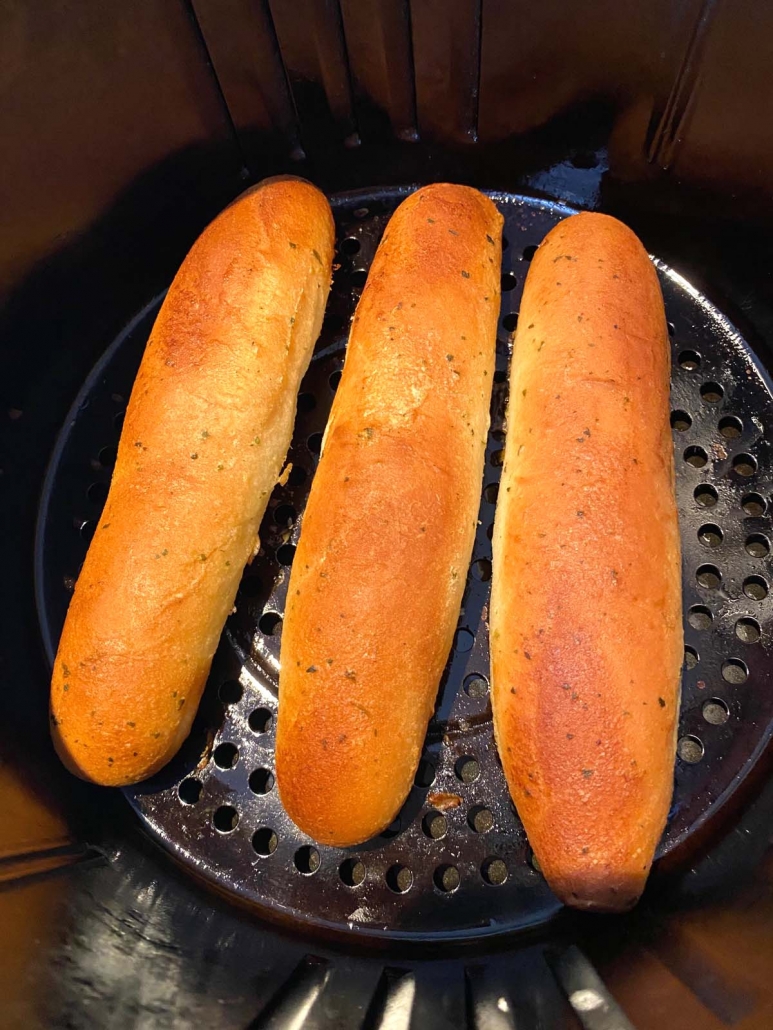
top-left (50, 177), bottom-right (334, 785)
top-left (276, 184), bottom-right (503, 846)
top-left (491, 212), bottom-right (682, 911)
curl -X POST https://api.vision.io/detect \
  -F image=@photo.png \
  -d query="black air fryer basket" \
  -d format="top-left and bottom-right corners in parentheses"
top-left (3, 3), bottom-right (773, 1028)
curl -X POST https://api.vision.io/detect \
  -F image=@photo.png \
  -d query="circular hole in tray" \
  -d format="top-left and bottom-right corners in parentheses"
top-left (340, 237), bottom-right (361, 256)
top-left (249, 768), bottom-right (275, 795)
top-left (213, 805), bottom-right (239, 832)
top-left (252, 827), bottom-right (278, 856)
top-left (79, 519), bottom-right (96, 542)
top-left (671, 410), bottom-right (692, 432)
top-left (736, 617), bottom-right (761, 644)
top-left (259, 611), bottom-right (282, 636)
top-left (98, 445), bottom-right (117, 468)
top-left (700, 381), bottom-right (724, 403)
top-left (694, 484), bottom-right (718, 508)
top-left (454, 628), bottom-right (474, 653)
top-left (464, 674), bottom-right (488, 698)
top-left (719, 415), bottom-right (743, 439)
top-left (698, 524), bottom-right (723, 549)
top-left (481, 857), bottom-right (508, 886)
top-left (423, 811), bottom-right (448, 839)
top-left (745, 533), bottom-right (770, 558)
top-left (294, 845), bottom-right (320, 875)
top-left (87, 481), bottom-right (108, 505)
top-left (339, 858), bottom-right (365, 887)
top-left (696, 564), bottom-right (721, 590)
top-left (722, 658), bottom-right (749, 685)
top-left (213, 742), bottom-right (238, 769)
top-left (218, 680), bottom-right (243, 705)
top-left (434, 864), bottom-right (461, 893)
top-left (248, 708), bottom-right (273, 734)
top-left (468, 805), bottom-right (494, 833)
top-left (472, 558), bottom-right (492, 582)
top-left (684, 445), bottom-right (709, 469)
top-left (679, 349), bottom-right (701, 371)
top-left (744, 575), bottom-right (768, 600)
top-left (386, 864), bottom-right (413, 894)
top-left (703, 699), bottom-right (730, 725)
top-left (688, 605), bottom-right (713, 630)
top-left (455, 755), bottom-right (481, 784)
top-left (276, 543), bottom-right (296, 566)
top-left (414, 757), bottom-right (436, 788)
top-left (274, 503), bottom-right (296, 527)
top-left (742, 492), bottom-right (766, 516)
top-left (678, 736), bottom-right (704, 764)
top-left (733, 453), bottom-right (757, 477)
top-left (178, 778), bottom-right (202, 805)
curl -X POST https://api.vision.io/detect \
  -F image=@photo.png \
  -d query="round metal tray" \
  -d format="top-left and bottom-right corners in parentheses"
top-left (35, 187), bottom-right (773, 942)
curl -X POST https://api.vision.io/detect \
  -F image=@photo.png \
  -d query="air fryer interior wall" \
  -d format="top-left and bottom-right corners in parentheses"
top-left (3, 3), bottom-right (773, 1028)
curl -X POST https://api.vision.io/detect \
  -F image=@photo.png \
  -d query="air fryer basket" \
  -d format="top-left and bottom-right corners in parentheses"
top-left (34, 186), bottom-right (773, 947)
top-left (4, 2), bottom-right (773, 1028)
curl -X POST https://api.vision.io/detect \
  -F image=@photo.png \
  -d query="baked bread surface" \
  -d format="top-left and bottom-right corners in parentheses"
top-left (491, 211), bottom-right (682, 911)
top-left (51, 176), bottom-right (334, 785)
top-left (276, 184), bottom-right (503, 846)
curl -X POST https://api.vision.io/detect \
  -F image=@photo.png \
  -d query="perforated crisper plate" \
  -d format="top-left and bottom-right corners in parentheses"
top-left (35, 188), bottom-right (773, 942)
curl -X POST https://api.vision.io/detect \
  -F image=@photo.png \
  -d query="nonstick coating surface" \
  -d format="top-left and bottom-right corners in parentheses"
top-left (35, 188), bottom-right (773, 942)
